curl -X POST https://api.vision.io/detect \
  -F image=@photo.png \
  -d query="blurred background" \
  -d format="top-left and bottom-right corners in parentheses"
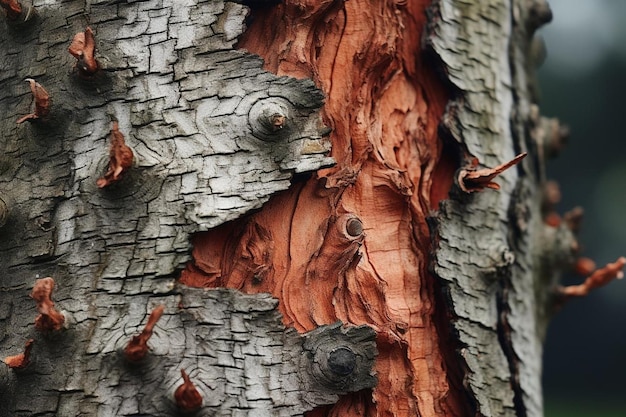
top-left (538, 1), bottom-right (626, 416)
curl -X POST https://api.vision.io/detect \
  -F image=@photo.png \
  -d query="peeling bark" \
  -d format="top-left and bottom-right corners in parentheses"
top-left (0, 1), bottom-right (369, 416)
top-left (0, 0), bottom-right (599, 416)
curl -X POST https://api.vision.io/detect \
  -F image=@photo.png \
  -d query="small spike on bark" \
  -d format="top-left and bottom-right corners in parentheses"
top-left (174, 369), bottom-right (203, 413)
top-left (4, 339), bottom-right (34, 369)
top-left (0, 0), bottom-right (21, 20)
top-left (97, 121), bottom-right (134, 188)
top-left (31, 277), bottom-right (65, 332)
top-left (124, 305), bottom-right (164, 362)
top-left (558, 257), bottom-right (626, 299)
top-left (68, 27), bottom-right (99, 76)
top-left (573, 257), bottom-right (596, 277)
top-left (458, 153), bottom-right (527, 193)
top-left (16, 79), bottom-right (50, 124)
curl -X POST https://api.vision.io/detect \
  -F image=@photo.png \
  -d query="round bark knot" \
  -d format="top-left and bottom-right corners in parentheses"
top-left (91, 155), bottom-right (163, 206)
top-left (528, 0), bottom-right (552, 31)
top-left (337, 214), bottom-right (365, 242)
top-left (302, 322), bottom-right (377, 393)
top-left (248, 97), bottom-right (292, 141)
top-left (345, 217), bottom-right (363, 237)
top-left (327, 347), bottom-right (357, 376)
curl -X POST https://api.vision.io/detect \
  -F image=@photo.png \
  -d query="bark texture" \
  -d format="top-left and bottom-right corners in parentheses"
top-left (0, 1), bottom-right (375, 416)
top-left (1, 0), bottom-right (573, 416)
top-left (183, 0), bottom-right (564, 417)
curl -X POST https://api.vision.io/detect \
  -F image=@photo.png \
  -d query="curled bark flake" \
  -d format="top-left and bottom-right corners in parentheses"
top-left (68, 27), bottom-right (99, 76)
top-left (174, 369), bottom-right (203, 413)
top-left (0, 0), bottom-right (21, 20)
top-left (458, 152), bottom-right (527, 193)
top-left (96, 121), bottom-right (134, 188)
top-left (559, 257), bottom-right (626, 299)
top-left (4, 339), bottom-right (34, 369)
top-left (124, 304), bottom-right (164, 362)
top-left (16, 79), bottom-right (50, 124)
top-left (30, 277), bottom-right (65, 332)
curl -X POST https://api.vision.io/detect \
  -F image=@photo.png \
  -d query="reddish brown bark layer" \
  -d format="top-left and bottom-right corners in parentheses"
top-left (181, 1), bottom-right (463, 416)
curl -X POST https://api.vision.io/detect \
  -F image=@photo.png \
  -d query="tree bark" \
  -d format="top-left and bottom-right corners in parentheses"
top-left (0, 0), bottom-right (587, 416)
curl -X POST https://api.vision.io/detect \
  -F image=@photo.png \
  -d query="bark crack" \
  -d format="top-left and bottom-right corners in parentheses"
top-left (496, 278), bottom-right (527, 417)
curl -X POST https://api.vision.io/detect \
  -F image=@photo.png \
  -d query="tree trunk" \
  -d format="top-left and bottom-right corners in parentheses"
top-left (0, 0), bottom-right (592, 416)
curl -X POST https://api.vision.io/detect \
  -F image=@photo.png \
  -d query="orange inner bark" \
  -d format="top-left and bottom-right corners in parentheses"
top-left (180, 1), bottom-right (463, 415)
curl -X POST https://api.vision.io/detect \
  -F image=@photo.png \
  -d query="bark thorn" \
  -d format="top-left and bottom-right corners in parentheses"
top-left (564, 206), bottom-right (584, 233)
top-left (16, 79), bottom-right (50, 124)
top-left (559, 256), bottom-right (626, 299)
top-left (174, 369), bottom-right (203, 413)
top-left (573, 257), bottom-right (596, 277)
top-left (124, 304), bottom-right (164, 362)
top-left (458, 152), bottom-right (527, 193)
top-left (269, 113), bottom-right (285, 131)
top-left (31, 277), bottom-right (65, 332)
top-left (96, 121), bottom-right (134, 188)
top-left (4, 339), bottom-right (34, 369)
top-left (68, 27), bottom-right (99, 76)
top-left (0, 0), bottom-right (20, 19)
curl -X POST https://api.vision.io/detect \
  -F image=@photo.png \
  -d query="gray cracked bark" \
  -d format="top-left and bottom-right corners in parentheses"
top-left (426, 1), bottom-right (568, 416)
top-left (0, 1), bottom-right (374, 416)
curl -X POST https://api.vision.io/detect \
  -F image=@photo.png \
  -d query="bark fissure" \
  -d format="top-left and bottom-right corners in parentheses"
top-left (496, 280), bottom-right (527, 417)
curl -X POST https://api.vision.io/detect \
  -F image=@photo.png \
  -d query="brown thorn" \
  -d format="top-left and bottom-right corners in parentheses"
top-left (543, 212), bottom-right (561, 228)
top-left (0, 0), bottom-right (21, 20)
top-left (541, 180), bottom-right (561, 210)
top-left (559, 256), bottom-right (625, 299)
top-left (30, 277), bottom-right (65, 332)
top-left (124, 305), bottom-right (164, 362)
top-left (68, 27), bottom-right (99, 76)
top-left (174, 369), bottom-right (203, 413)
top-left (16, 79), bottom-right (50, 124)
top-left (458, 152), bottom-right (527, 193)
top-left (573, 257), bottom-right (596, 277)
top-left (563, 206), bottom-right (584, 233)
top-left (96, 121), bottom-right (134, 188)
top-left (269, 113), bottom-right (285, 131)
top-left (4, 339), bottom-right (34, 369)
